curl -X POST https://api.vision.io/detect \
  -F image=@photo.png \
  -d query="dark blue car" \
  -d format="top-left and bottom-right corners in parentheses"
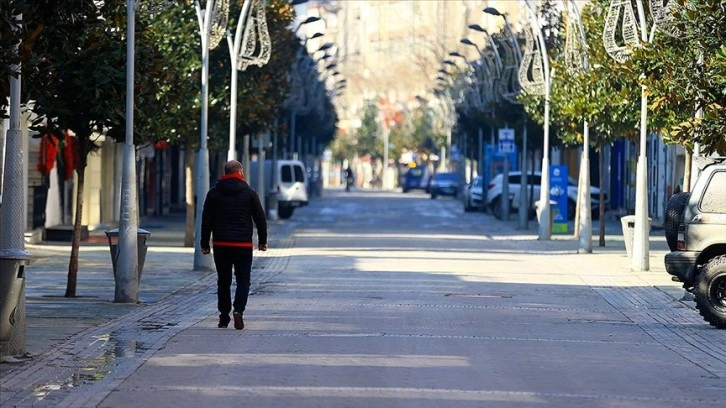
top-left (429, 172), bottom-right (462, 199)
top-left (402, 165), bottom-right (430, 193)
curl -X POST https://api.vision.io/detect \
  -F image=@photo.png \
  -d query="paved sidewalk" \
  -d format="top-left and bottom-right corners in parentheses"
top-left (17, 216), bottom-right (208, 355)
top-left (0, 214), bottom-right (295, 406)
top-left (0, 194), bottom-right (701, 407)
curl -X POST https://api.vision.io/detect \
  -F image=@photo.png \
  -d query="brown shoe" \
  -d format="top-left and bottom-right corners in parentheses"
top-left (218, 317), bottom-right (230, 328)
top-left (233, 312), bottom-right (244, 330)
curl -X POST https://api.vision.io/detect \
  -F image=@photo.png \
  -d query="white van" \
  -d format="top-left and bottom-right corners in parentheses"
top-left (249, 159), bottom-right (308, 219)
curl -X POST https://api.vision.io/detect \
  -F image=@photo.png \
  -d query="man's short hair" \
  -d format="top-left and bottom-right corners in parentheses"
top-left (224, 160), bottom-right (243, 175)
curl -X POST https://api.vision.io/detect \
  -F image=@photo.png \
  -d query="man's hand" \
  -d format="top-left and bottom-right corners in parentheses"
top-left (259, 244), bottom-right (268, 251)
top-left (201, 248), bottom-right (210, 255)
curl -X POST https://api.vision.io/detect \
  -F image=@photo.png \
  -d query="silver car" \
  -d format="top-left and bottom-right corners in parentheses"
top-left (486, 171), bottom-right (607, 220)
top-left (463, 176), bottom-right (485, 212)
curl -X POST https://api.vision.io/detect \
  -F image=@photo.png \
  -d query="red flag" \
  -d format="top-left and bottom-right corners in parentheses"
top-left (37, 134), bottom-right (59, 176)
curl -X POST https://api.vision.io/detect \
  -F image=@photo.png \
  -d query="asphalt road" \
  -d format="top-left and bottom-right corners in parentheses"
top-left (96, 189), bottom-right (726, 408)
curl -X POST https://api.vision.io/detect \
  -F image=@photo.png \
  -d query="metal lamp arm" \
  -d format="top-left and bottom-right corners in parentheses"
top-left (524, 0), bottom-right (550, 82)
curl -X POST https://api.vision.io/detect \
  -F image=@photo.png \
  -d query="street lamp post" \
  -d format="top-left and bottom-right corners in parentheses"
top-left (286, 52), bottom-right (314, 161)
top-left (485, 3), bottom-right (552, 240)
top-left (116, 0), bottom-right (174, 303)
top-left (448, 50), bottom-right (482, 186)
top-left (563, 0), bottom-right (592, 253)
top-left (287, 17), bottom-right (322, 160)
top-left (193, 0), bottom-right (229, 271)
top-left (436, 66), bottom-right (458, 172)
top-left (459, 38), bottom-right (488, 182)
top-left (225, 0), bottom-right (254, 161)
top-left (470, 19), bottom-right (524, 226)
top-left (0, 11), bottom-right (32, 358)
top-left (226, 0), bottom-right (271, 181)
top-left (115, 0), bottom-right (141, 303)
top-left (603, 0), bottom-right (662, 271)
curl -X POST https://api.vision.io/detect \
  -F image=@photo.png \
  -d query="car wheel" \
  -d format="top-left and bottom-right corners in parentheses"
top-left (491, 197), bottom-right (502, 220)
top-left (694, 256), bottom-right (726, 329)
top-left (665, 192), bottom-right (691, 251)
top-left (278, 206), bottom-right (294, 219)
top-left (464, 199), bottom-right (473, 212)
top-left (528, 207), bottom-right (537, 220)
top-left (431, 193), bottom-right (437, 199)
top-left (567, 199), bottom-right (576, 220)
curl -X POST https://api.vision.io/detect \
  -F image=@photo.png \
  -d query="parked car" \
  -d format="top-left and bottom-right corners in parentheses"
top-left (663, 156), bottom-right (726, 329)
top-left (248, 159), bottom-right (308, 219)
top-left (486, 171), bottom-right (607, 220)
top-left (402, 165), bottom-right (430, 193)
top-left (429, 172), bottom-right (462, 199)
top-left (463, 176), bottom-right (485, 212)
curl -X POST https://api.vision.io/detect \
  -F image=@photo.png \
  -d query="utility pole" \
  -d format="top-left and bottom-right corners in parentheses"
top-left (603, 0), bottom-right (676, 270)
top-left (0, 11), bottom-right (32, 360)
top-left (115, 0), bottom-right (140, 303)
top-left (194, 0), bottom-right (228, 271)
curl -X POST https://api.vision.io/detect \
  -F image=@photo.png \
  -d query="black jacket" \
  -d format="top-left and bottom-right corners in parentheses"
top-left (200, 175), bottom-right (267, 249)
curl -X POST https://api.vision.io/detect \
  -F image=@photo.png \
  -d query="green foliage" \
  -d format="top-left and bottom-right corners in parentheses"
top-left (28, 0), bottom-right (125, 159)
top-left (540, 0), bottom-right (564, 54)
top-left (353, 102), bottom-right (383, 159)
top-left (333, 103), bottom-right (441, 164)
top-left (0, 0), bottom-right (68, 116)
top-left (410, 105), bottom-right (445, 155)
top-left (207, 0), bottom-right (298, 152)
top-left (295, 87), bottom-right (339, 153)
top-left (630, 0), bottom-right (726, 154)
top-left (20, 0), bottom-right (130, 297)
top-left (542, 0), bottom-right (641, 149)
top-left (329, 128), bottom-right (357, 162)
top-left (386, 124), bottom-right (411, 163)
top-left (410, 106), bottom-right (447, 153)
top-left (131, 1), bottom-right (202, 147)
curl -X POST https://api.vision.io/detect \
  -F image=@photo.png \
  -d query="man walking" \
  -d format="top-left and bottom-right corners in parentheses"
top-left (201, 160), bottom-right (267, 330)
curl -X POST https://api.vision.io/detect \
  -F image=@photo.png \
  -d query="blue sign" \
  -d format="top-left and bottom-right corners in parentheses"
top-left (483, 144), bottom-right (518, 189)
top-left (549, 165), bottom-right (569, 233)
top-left (498, 128), bottom-right (515, 154)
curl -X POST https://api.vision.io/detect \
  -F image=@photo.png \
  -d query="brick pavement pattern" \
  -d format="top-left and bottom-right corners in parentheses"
top-left (2, 201), bottom-right (726, 407)
top-left (0, 228), bottom-right (294, 408)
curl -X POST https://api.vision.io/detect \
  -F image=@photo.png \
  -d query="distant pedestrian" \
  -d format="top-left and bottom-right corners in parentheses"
top-left (201, 160), bottom-right (267, 330)
top-left (344, 166), bottom-right (354, 191)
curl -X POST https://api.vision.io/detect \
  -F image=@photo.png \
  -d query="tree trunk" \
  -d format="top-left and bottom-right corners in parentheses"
top-left (683, 149), bottom-right (692, 192)
top-left (184, 142), bottom-right (195, 247)
top-left (599, 143), bottom-right (606, 247)
top-left (65, 164), bottom-right (85, 297)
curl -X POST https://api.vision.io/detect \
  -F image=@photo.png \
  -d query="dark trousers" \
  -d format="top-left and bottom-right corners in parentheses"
top-left (213, 246), bottom-right (253, 321)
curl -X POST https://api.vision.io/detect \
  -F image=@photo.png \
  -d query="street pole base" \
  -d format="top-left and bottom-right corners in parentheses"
top-left (0, 352), bottom-right (32, 364)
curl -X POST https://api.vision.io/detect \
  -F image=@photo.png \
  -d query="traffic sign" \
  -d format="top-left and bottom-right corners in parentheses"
top-left (498, 128), bottom-right (515, 154)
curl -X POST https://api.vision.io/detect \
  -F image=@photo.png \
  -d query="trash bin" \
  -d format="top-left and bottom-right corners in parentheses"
top-left (621, 215), bottom-right (652, 259)
top-left (535, 199), bottom-right (558, 229)
top-left (0, 249), bottom-right (32, 342)
top-left (105, 228), bottom-right (151, 280)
